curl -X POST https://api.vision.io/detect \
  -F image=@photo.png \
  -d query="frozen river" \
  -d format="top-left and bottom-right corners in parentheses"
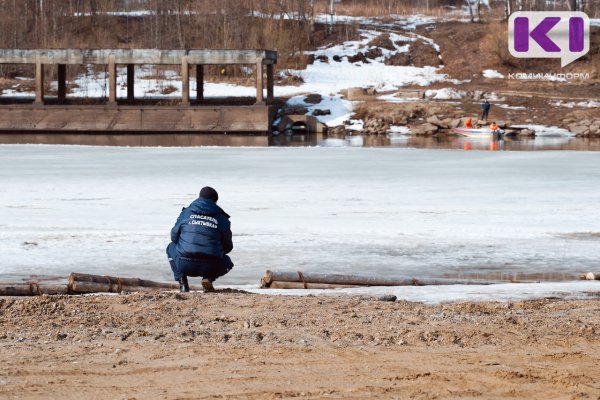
top-left (1, 145), bottom-right (599, 301)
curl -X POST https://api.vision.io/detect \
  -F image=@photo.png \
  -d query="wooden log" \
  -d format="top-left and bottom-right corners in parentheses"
top-left (269, 281), bottom-right (360, 289)
top-left (260, 270), bottom-right (512, 289)
top-left (69, 273), bottom-right (179, 289)
top-left (260, 270), bottom-right (274, 288)
top-left (442, 272), bottom-right (582, 282)
top-left (70, 281), bottom-right (166, 294)
top-left (1, 273), bottom-right (208, 296)
top-left (581, 272), bottom-right (600, 280)
top-left (70, 281), bottom-right (203, 294)
top-left (0, 282), bottom-right (69, 296)
top-left (68, 273), bottom-right (203, 294)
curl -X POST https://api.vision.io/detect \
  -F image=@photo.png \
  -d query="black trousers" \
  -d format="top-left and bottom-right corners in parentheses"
top-left (166, 242), bottom-right (233, 281)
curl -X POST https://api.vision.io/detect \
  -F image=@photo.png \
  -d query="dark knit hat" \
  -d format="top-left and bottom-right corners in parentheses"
top-left (199, 186), bottom-right (218, 203)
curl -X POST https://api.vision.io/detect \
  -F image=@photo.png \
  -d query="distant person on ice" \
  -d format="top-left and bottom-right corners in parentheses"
top-left (167, 186), bottom-right (233, 293)
top-left (481, 100), bottom-right (491, 121)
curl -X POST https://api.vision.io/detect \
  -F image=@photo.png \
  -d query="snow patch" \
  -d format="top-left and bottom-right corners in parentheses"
top-left (377, 92), bottom-right (422, 103)
top-left (279, 30), bottom-right (460, 95)
top-left (425, 88), bottom-right (466, 100)
top-left (482, 69), bottom-right (504, 79)
top-left (345, 120), bottom-right (365, 131)
top-left (389, 126), bottom-right (411, 134)
top-left (496, 104), bottom-right (526, 110)
top-left (550, 100), bottom-right (600, 108)
top-left (483, 92), bottom-right (506, 102)
top-left (319, 137), bottom-right (363, 147)
top-left (313, 14), bottom-right (438, 30)
top-left (286, 95), bottom-right (354, 127)
top-left (513, 125), bottom-right (574, 137)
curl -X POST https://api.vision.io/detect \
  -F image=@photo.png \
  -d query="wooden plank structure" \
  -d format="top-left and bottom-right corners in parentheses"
top-left (259, 270), bottom-right (600, 289)
top-left (0, 48), bottom-right (277, 138)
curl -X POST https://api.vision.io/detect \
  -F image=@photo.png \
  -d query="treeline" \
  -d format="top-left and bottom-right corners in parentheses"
top-left (0, 0), bottom-right (597, 62)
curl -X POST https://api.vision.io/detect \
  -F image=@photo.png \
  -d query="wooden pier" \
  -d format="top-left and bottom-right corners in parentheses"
top-left (0, 48), bottom-right (277, 143)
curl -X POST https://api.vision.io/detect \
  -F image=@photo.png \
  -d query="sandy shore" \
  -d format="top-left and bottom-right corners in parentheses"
top-left (1, 291), bottom-right (599, 399)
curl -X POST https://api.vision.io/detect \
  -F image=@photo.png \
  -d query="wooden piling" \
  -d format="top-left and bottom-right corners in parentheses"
top-left (35, 61), bottom-right (44, 105)
top-left (266, 64), bottom-right (274, 104)
top-left (196, 65), bottom-right (204, 102)
top-left (181, 56), bottom-right (189, 105)
top-left (126, 64), bottom-right (135, 103)
top-left (108, 54), bottom-right (117, 105)
top-left (57, 64), bottom-right (66, 104)
top-left (255, 61), bottom-right (264, 104)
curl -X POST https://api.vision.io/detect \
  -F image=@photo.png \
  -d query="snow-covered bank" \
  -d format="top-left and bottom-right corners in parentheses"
top-left (1, 145), bottom-right (599, 304)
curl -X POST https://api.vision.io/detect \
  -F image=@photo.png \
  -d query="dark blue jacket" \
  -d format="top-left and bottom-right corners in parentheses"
top-left (170, 198), bottom-right (233, 259)
top-left (482, 102), bottom-right (491, 112)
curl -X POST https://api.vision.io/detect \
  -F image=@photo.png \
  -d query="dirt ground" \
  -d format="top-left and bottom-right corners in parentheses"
top-left (1, 292), bottom-right (599, 399)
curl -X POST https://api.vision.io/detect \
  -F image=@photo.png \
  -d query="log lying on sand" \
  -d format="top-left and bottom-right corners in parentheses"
top-left (260, 270), bottom-right (600, 289)
top-left (268, 281), bottom-right (361, 289)
top-left (0, 282), bottom-right (69, 296)
top-left (443, 272), bottom-right (588, 282)
top-left (0, 273), bottom-right (203, 296)
top-left (260, 270), bottom-right (521, 289)
top-left (68, 273), bottom-right (203, 294)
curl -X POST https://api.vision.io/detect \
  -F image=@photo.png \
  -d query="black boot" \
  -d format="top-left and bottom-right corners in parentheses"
top-left (178, 276), bottom-right (189, 293)
top-left (201, 278), bottom-right (215, 293)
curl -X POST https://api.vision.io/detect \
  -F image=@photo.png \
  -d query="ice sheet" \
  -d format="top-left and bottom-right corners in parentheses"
top-left (237, 281), bottom-right (600, 304)
top-left (1, 145), bottom-right (599, 304)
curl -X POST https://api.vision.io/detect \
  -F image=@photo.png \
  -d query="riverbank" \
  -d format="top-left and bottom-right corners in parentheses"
top-left (1, 293), bottom-right (599, 399)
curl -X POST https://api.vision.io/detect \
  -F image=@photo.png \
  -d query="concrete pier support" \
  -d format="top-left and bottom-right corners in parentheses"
top-left (196, 65), bottom-right (204, 103)
top-left (35, 61), bottom-right (44, 105)
top-left (256, 61), bottom-right (264, 104)
top-left (181, 56), bottom-right (189, 105)
top-left (126, 64), bottom-right (135, 103)
top-left (266, 64), bottom-right (274, 104)
top-left (108, 55), bottom-right (117, 105)
top-left (57, 64), bottom-right (66, 104)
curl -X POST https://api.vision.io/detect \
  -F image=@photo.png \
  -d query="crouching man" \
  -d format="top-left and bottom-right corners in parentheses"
top-left (167, 186), bottom-right (233, 292)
